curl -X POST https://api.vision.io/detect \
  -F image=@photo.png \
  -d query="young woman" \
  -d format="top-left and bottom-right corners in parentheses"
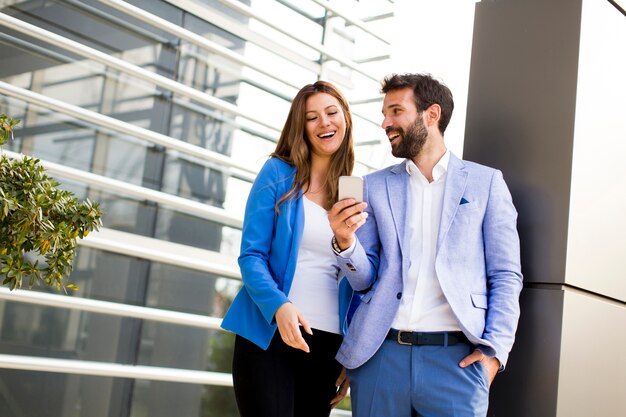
top-left (221, 81), bottom-right (357, 417)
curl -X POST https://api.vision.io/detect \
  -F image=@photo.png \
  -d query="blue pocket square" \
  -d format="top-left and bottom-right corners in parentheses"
top-left (460, 197), bottom-right (469, 205)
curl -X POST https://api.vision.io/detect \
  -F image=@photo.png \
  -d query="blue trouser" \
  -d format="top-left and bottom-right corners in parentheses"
top-left (347, 339), bottom-right (490, 417)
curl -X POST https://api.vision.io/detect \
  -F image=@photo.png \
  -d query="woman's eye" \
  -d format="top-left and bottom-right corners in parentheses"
top-left (328, 111), bottom-right (338, 116)
top-left (307, 116), bottom-right (317, 121)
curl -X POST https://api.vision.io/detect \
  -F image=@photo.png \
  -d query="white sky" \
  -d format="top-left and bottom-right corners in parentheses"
top-left (387, 0), bottom-right (479, 159)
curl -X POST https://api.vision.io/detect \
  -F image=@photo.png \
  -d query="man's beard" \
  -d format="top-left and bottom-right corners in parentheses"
top-left (388, 115), bottom-right (428, 159)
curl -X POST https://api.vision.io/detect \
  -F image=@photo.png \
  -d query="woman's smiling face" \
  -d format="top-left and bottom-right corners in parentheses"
top-left (304, 92), bottom-right (347, 159)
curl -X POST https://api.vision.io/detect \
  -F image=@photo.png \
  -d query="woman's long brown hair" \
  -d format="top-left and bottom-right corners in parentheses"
top-left (271, 81), bottom-right (354, 211)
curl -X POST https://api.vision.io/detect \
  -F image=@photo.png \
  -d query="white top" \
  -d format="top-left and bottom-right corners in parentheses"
top-left (288, 196), bottom-right (341, 334)
top-left (391, 151), bottom-right (461, 331)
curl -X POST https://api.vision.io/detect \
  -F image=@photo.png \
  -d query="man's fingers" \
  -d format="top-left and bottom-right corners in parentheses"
top-left (345, 211), bottom-right (368, 229)
top-left (329, 203), bottom-right (368, 237)
top-left (459, 350), bottom-right (485, 368)
top-left (329, 198), bottom-right (357, 216)
top-left (329, 201), bottom-right (367, 222)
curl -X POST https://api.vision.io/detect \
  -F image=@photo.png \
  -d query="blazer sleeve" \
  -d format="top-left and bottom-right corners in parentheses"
top-left (237, 159), bottom-right (291, 324)
top-left (481, 169), bottom-right (523, 368)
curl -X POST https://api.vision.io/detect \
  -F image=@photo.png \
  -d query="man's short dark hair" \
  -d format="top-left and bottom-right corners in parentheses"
top-left (381, 73), bottom-right (454, 135)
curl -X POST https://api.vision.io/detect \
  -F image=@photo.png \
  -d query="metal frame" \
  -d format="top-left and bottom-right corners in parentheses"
top-left (0, 350), bottom-right (352, 414)
top-left (0, 4), bottom-right (398, 413)
top-left (98, 0), bottom-right (382, 126)
top-left (0, 287), bottom-right (224, 330)
top-left (0, 29), bottom-right (282, 144)
top-left (97, 0), bottom-right (305, 90)
top-left (163, 0), bottom-right (384, 82)
top-left (0, 354), bottom-right (233, 386)
top-left (308, 0), bottom-right (391, 44)
top-left (80, 227), bottom-right (240, 278)
top-left (1, 8), bottom-right (382, 151)
top-left (0, 81), bottom-right (257, 182)
top-left (1, 150), bottom-right (244, 229)
top-left (0, 11), bottom-right (280, 133)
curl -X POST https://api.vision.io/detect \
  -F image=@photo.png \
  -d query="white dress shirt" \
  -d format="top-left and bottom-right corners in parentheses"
top-left (390, 151), bottom-right (461, 331)
top-left (289, 196), bottom-right (341, 334)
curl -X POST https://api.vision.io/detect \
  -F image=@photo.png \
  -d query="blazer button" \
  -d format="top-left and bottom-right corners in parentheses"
top-left (396, 292), bottom-right (402, 300)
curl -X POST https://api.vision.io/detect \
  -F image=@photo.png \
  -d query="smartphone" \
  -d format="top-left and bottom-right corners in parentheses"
top-left (338, 176), bottom-right (364, 203)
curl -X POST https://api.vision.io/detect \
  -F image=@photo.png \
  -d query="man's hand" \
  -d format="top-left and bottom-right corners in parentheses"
top-left (275, 303), bottom-right (312, 352)
top-left (330, 367), bottom-right (349, 408)
top-left (328, 199), bottom-right (368, 250)
top-left (459, 350), bottom-right (500, 386)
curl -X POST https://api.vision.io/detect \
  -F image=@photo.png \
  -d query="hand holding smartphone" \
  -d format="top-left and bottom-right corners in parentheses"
top-left (338, 176), bottom-right (363, 203)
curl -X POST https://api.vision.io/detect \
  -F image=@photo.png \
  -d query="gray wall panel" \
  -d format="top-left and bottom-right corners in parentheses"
top-left (464, 0), bottom-right (583, 286)
top-left (565, 0), bottom-right (626, 302)
top-left (557, 289), bottom-right (626, 417)
top-left (489, 287), bottom-right (563, 417)
top-left (467, 0), bottom-right (626, 415)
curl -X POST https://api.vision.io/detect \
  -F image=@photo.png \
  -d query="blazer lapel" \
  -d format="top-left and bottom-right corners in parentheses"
top-left (437, 153), bottom-right (468, 253)
top-left (386, 162), bottom-right (409, 256)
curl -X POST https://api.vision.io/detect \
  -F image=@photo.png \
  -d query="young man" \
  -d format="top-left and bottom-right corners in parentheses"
top-left (329, 73), bottom-right (523, 416)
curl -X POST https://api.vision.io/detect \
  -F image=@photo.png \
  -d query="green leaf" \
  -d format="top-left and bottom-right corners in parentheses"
top-left (0, 113), bottom-right (102, 291)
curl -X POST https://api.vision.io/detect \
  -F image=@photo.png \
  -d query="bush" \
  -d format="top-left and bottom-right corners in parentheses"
top-left (0, 114), bottom-right (102, 291)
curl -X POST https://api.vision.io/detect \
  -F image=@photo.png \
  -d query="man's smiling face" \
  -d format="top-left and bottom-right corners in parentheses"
top-left (381, 88), bottom-right (428, 159)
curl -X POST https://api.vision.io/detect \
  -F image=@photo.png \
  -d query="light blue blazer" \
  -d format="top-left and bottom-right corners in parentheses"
top-left (336, 153), bottom-right (523, 369)
top-left (221, 157), bottom-right (356, 350)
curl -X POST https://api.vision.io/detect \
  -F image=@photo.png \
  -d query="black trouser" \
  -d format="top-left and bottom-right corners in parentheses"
top-left (232, 329), bottom-right (343, 417)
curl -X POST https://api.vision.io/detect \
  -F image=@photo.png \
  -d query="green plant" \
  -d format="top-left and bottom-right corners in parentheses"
top-left (0, 114), bottom-right (102, 291)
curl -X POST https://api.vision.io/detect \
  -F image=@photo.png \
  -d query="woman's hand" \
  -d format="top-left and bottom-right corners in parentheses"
top-left (275, 302), bottom-right (312, 352)
top-left (330, 367), bottom-right (349, 408)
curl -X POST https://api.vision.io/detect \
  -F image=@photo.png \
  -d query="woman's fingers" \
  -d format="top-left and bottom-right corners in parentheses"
top-left (275, 303), bottom-right (310, 352)
top-left (298, 312), bottom-right (313, 336)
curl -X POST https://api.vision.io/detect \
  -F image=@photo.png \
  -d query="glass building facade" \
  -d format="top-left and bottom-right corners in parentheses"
top-left (0, 0), bottom-right (393, 416)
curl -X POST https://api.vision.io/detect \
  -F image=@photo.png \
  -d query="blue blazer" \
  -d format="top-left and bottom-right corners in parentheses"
top-left (221, 157), bottom-right (356, 350)
top-left (335, 153), bottom-right (523, 369)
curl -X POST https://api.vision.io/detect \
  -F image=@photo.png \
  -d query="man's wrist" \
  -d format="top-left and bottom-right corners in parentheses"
top-left (332, 236), bottom-right (355, 255)
top-left (331, 236), bottom-right (345, 254)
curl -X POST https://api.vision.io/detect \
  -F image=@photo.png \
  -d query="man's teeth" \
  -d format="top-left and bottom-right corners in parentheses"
top-left (388, 134), bottom-right (400, 141)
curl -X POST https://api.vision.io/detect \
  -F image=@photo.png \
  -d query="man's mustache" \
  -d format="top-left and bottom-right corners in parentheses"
top-left (385, 127), bottom-right (403, 135)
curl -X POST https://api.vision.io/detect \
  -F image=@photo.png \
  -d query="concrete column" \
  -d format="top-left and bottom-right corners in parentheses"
top-left (464, 1), bottom-right (626, 416)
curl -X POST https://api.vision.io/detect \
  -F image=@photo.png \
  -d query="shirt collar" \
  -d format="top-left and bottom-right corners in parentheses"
top-left (405, 150), bottom-right (450, 181)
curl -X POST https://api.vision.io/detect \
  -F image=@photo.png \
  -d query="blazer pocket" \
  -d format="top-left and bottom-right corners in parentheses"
top-left (458, 202), bottom-right (479, 212)
top-left (471, 293), bottom-right (488, 309)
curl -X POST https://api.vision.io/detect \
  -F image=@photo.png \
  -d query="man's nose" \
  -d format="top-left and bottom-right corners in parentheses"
top-left (381, 115), bottom-right (392, 130)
